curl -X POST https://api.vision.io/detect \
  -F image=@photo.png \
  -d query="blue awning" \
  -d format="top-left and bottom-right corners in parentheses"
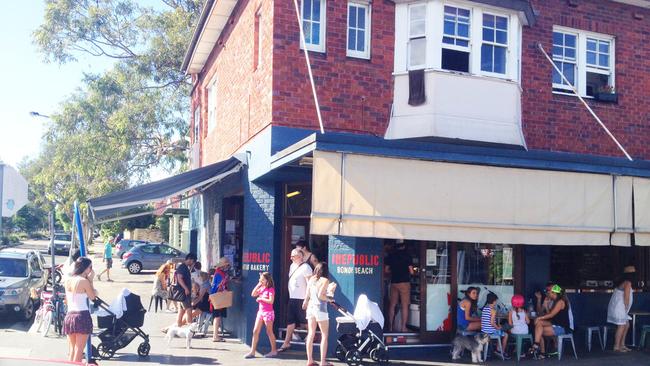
top-left (88, 157), bottom-right (243, 220)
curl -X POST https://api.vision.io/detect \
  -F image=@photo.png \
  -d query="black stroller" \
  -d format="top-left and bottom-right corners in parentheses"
top-left (92, 291), bottom-right (150, 359)
top-left (332, 295), bottom-right (389, 366)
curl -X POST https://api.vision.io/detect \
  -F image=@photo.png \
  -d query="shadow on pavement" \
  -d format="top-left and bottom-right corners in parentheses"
top-left (109, 353), bottom-right (221, 365)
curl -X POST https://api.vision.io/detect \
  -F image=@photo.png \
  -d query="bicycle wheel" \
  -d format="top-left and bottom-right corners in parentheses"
top-left (42, 311), bottom-right (53, 337)
top-left (55, 301), bottom-right (66, 336)
top-left (34, 309), bottom-right (44, 333)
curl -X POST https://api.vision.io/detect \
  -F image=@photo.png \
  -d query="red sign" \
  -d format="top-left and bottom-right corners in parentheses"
top-left (243, 251), bottom-right (271, 271)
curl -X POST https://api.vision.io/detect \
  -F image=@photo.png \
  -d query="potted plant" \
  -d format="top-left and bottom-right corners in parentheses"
top-left (594, 85), bottom-right (618, 103)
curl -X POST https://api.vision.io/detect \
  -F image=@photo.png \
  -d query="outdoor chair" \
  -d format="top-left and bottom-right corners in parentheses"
top-left (601, 325), bottom-right (613, 350)
top-left (585, 326), bottom-right (604, 352)
top-left (557, 333), bottom-right (578, 360)
top-left (640, 325), bottom-right (650, 349)
top-left (510, 333), bottom-right (533, 361)
top-left (148, 295), bottom-right (164, 313)
top-left (483, 333), bottom-right (505, 361)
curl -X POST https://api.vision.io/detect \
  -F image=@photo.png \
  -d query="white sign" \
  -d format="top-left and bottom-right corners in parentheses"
top-left (1, 165), bottom-right (28, 217)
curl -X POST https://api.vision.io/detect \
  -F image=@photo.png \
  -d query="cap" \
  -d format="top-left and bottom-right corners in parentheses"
top-left (551, 284), bottom-right (562, 294)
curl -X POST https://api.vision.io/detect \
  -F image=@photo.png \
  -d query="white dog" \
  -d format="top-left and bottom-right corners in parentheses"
top-left (165, 322), bottom-right (200, 349)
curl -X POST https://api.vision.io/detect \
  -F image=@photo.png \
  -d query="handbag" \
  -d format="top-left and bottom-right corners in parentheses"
top-left (168, 270), bottom-right (187, 302)
top-left (209, 280), bottom-right (233, 309)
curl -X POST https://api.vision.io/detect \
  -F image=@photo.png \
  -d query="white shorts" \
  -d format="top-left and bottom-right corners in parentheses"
top-left (306, 305), bottom-right (329, 322)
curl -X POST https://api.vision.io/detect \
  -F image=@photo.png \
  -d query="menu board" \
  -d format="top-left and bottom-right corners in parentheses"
top-left (550, 247), bottom-right (613, 288)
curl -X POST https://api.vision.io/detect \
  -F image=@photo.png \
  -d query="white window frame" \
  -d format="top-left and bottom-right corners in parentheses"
top-left (407, 3), bottom-right (427, 69)
top-left (480, 12), bottom-right (509, 77)
top-left (395, 1), bottom-right (520, 81)
top-left (300, 0), bottom-right (327, 53)
top-left (346, 2), bottom-right (371, 59)
top-left (193, 105), bottom-right (201, 143)
top-left (442, 5), bottom-right (471, 52)
top-left (552, 26), bottom-right (615, 97)
top-left (207, 77), bottom-right (217, 134)
top-left (551, 29), bottom-right (578, 93)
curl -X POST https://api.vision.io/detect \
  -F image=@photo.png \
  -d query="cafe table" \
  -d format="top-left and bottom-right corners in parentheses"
top-left (629, 311), bottom-right (650, 347)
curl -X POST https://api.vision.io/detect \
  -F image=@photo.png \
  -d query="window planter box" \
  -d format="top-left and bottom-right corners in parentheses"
top-left (594, 92), bottom-right (618, 103)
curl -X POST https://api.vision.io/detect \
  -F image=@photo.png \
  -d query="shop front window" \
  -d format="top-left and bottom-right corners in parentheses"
top-left (425, 242), bottom-right (452, 332)
top-left (457, 243), bottom-right (514, 313)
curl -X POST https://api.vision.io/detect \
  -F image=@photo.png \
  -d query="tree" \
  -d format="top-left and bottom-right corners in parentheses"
top-left (12, 204), bottom-right (48, 235)
top-left (27, 0), bottom-right (203, 219)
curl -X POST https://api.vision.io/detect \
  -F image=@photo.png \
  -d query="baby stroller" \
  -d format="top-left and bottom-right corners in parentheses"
top-left (333, 294), bottom-right (389, 366)
top-left (92, 289), bottom-right (150, 359)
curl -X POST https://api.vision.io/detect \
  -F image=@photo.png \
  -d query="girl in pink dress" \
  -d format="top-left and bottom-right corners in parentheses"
top-left (245, 272), bottom-right (278, 358)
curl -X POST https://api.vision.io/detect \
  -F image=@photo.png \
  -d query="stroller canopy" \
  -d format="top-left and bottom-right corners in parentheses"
top-left (353, 294), bottom-right (384, 331)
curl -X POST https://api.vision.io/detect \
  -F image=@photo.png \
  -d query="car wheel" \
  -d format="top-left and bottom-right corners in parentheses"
top-left (21, 298), bottom-right (35, 321)
top-left (127, 261), bottom-right (142, 274)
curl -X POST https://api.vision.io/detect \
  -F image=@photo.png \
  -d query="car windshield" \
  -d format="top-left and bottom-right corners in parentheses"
top-left (0, 258), bottom-right (28, 277)
top-left (54, 234), bottom-right (71, 241)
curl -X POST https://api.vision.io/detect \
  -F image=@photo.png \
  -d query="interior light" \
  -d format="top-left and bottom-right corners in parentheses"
top-left (286, 191), bottom-right (301, 198)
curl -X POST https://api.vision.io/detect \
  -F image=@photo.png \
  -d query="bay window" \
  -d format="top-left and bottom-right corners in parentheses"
top-left (408, 4), bottom-right (427, 69)
top-left (480, 13), bottom-right (508, 75)
top-left (552, 27), bottom-right (615, 97)
top-left (441, 5), bottom-right (470, 72)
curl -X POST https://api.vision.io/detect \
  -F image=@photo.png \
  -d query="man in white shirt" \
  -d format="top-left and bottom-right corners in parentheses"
top-left (278, 248), bottom-right (313, 352)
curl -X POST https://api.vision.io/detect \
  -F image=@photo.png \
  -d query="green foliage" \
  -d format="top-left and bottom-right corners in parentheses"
top-left (12, 204), bottom-right (48, 234)
top-left (155, 215), bottom-right (170, 242)
top-left (26, 0), bottom-right (203, 220)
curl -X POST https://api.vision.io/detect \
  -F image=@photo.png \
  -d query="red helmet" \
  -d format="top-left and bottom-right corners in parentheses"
top-left (511, 294), bottom-right (525, 308)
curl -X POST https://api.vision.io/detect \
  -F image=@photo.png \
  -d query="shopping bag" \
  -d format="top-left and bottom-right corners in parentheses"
top-left (209, 290), bottom-right (233, 309)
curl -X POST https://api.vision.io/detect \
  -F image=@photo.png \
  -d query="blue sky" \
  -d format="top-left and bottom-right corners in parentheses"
top-left (0, 2), bottom-right (114, 167)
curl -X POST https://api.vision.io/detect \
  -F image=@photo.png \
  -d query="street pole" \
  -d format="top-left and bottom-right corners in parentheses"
top-left (49, 211), bottom-right (55, 288)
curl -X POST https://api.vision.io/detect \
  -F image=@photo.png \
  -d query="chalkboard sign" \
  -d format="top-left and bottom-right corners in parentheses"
top-left (550, 247), bottom-right (613, 288)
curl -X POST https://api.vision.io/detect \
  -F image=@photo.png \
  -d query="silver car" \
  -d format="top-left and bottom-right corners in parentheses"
top-left (49, 233), bottom-right (72, 255)
top-left (121, 243), bottom-right (186, 274)
top-left (0, 248), bottom-right (48, 320)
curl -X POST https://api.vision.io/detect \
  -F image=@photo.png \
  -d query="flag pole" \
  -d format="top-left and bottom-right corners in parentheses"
top-left (74, 201), bottom-right (92, 363)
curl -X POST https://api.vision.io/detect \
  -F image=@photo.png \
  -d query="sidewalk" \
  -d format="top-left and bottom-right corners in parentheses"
top-left (1, 240), bottom-right (650, 365)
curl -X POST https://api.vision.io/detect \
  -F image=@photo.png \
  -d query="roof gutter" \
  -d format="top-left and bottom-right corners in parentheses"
top-left (181, 0), bottom-right (216, 74)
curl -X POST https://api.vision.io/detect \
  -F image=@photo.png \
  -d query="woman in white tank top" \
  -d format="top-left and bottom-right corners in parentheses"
top-left (63, 257), bottom-right (97, 362)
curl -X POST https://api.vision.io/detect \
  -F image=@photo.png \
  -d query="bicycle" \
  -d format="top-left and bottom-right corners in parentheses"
top-left (34, 284), bottom-right (66, 337)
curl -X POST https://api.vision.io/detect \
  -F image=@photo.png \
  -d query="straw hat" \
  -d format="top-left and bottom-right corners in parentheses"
top-left (624, 266), bottom-right (636, 273)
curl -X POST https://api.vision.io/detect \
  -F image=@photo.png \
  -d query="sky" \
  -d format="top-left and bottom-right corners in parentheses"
top-left (0, 2), bottom-right (115, 168)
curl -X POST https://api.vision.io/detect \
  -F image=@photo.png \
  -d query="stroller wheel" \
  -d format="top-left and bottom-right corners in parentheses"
top-left (335, 344), bottom-right (346, 361)
top-left (137, 342), bottom-right (151, 357)
top-left (370, 347), bottom-right (389, 364)
top-left (345, 349), bottom-right (363, 366)
top-left (97, 343), bottom-right (115, 360)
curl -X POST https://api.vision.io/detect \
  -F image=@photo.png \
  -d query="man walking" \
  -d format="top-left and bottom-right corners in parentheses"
top-left (97, 237), bottom-right (113, 282)
top-left (175, 253), bottom-right (197, 327)
top-left (278, 248), bottom-right (312, 352)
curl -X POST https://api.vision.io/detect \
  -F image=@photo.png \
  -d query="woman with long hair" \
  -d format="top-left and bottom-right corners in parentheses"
top-left (245, 272), bottom-right (278, 358)
top-left (457, 287), bottom-right (481, 332)
top-left (210, 257), bottom-right (230, 342)
top-left (63, 257), bottom-right (97, 362)
top-left (152, 262), bottom-right (171, 311)
top-left (530, 285), bottom-right (573, 358)
top-left (607, 266), bottom-right (636, 352)
top-left (303, 262), bottom-right (333, 366)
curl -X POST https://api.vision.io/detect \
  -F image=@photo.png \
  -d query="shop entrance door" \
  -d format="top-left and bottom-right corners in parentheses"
top-left (418, 241), bottom-right (454, 343)
top-left (278, 218), bottom-right (310, 327)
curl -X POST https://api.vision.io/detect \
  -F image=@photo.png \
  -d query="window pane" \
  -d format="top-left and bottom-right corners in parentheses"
top-left (411, 19), bottom-right (425, 36)
top-left (412, 5), bottom-right (426, 21)
top-left (482, 27), bottom-right (493, 42)
top-left (357, 30), bottom-right (365, 51)
top-left (457, 39), bottom-right (469, 47)
top-left (565, 48), bottom-right (575, 60)
top-left (494, 46), bottom-right (506, 74)
top-left (303, 21), bottom-right (312, 43)
top-left (458, 23), bottom-right (469, 38)
top-left (303, 0), bottom-right (312, 19)
top-left (349, 6), bottom-right (356, 28)
top-left (442, 36), bottom-right (454, 45)
top-left (348, 29), bottom-right (355, 50)
top-left (459, 8), bottom-right (470, 18)
top-left (496, 30), bottom-right (507, 44)
top-left (553, 63), bottom-right (562, 84)
top-left (441, 48), bottom-right (470, 72)
top-left (409, 37), bottom-right (426, 66)
top-left (587, 39), bottom-right (597, 51)
top-left (312, 23), bottom-right (320, 44)
top-left (586, 71), bottom-right (610, 97)
top-left (563, 63), bottom-right (575, 85)
top-left (587, 51), bottom-right (596, 65)
top-left (496, 16), bottom-right (508, 30)
top-left (599, 54), bottom-right (609, 67)
top-left (565, 34), bottom-right (576, 47)
top-left (481, 44), bottom-right (493, 72)
top-left (483, 14), bottom-right (495, 28)
top-left (553, 46), bottom-right (562, 56)
top-left (599, 42), bottom-right (610, 54)
top-left (358, 7), bottom-right (365, 28)
top-left (444, 20), bottom-right (455, 35)
top-left (313, 0), bottom-right (320, 19)
top-left (553, 32), bottom-right (563, 46)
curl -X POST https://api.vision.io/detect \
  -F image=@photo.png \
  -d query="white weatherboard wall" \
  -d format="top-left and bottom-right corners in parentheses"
top-left (1, 165), bottom-right (28, 217)
top-left (311, 151), bottom-right (634, 246)
top-left (386, 70), bottom-right (525, 146)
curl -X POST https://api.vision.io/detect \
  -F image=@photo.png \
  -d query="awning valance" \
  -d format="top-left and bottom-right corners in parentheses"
top-left (311, 151), bottom-right (633, 246)
top-left (88, 157), bottom-right (243, 221)
top-left (634, 177), bottom-right (650, 246)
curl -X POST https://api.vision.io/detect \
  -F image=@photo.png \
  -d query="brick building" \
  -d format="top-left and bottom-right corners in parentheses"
top-left (90, 0), bottom-right (650, 355)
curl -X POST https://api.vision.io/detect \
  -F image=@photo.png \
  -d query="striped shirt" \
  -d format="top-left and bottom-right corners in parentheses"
top-left (481, 305), bottom-right (497, 334)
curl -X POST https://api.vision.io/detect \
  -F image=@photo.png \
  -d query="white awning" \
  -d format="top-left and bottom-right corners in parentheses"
top-left (311, 151), bottom-right (633, 246)
top-left (634, 177), bottom-right (650, 246)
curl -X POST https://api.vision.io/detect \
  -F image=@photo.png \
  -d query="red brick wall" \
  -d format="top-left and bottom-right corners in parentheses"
top-left (523, 0), bottom-right (650, 159)
top-left (190, 0), bottom-right (274, 166)
top-left (272, 0), bottom-right (395, 136)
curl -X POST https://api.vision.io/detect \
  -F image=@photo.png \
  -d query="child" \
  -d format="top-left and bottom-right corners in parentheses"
top-left (508, 294), bottom-right (530, 335)
top-left (481, 293), bottom-right (510, 359)
top-left (244, 272), bottom-right (278, 359)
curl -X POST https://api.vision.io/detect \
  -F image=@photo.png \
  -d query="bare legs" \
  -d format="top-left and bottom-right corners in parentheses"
top-left (614, 321), bottom-right (630, 351)
top-left (67, 333), bottom-right (89, 362)
top-left (388, 283), bottom-right (410, 332)
top-left (281, 322), bottom-right (296, 349)
top-left (246, 315), bottom-right (277, 357)
top-left (534, 320), bottom-right (555, 353)
top-left (306, 317), bottom-right (329, 365)
top-left (213, 316), bottom-right (223, 341)
top-left (177, 306), bottom-right (192, 327)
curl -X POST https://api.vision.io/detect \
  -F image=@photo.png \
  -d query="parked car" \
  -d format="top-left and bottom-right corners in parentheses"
top-left (0, 248), bottom-right (48, 320)
top-left (121, 243), bottom-right (186, 274)
top-left (115, 239), bottom-right (149, 259)
top-left (48, 232), bottom-right (72, 255)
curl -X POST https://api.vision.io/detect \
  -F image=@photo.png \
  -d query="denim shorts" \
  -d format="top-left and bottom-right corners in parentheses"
top-left (485, 329), bottom-right (506, 337)
top-left (552, 325), bottom-right (566, 336)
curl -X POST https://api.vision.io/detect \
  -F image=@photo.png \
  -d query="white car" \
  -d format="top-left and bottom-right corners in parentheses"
top-left (0, 248), bottom-right (48, 320)
top-left (50, 233), bottom-right (72, 255)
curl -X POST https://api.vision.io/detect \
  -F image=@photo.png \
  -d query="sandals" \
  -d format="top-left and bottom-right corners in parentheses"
top-left (212, 338), bottom-right (225, 342)
top-left (277, 346), bottom-right (290, 353)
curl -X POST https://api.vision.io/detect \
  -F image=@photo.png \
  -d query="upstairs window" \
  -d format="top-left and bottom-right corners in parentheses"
top-left (207, 78), bottom-right (217, 134)
top-left (408, 4), bottom-right (427, 69)
top-left (552, 27), bottom-right (614, 97)
top-left (441, 5), bottom-right (471, 72)
top-left (480, 14), bottom-right (508, 75)
top-left (301, 0), bottom-right (326, 52)
top-left (193, 105), bottom-right (201, 143)
top-left (347, 2), bottom-right (371, 59)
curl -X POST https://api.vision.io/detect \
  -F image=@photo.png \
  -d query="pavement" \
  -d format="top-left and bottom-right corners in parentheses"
top-left (2, 240), bottom-right (650, 365)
